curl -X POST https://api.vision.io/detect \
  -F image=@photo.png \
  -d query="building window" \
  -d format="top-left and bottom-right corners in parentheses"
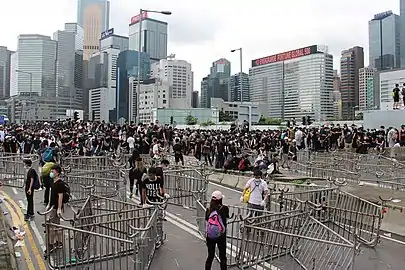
top-left (163, 100), bottom-right (166, 104)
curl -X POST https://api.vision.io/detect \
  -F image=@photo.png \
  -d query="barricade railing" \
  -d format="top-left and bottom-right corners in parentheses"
top-left (266, 180), bottom-right (383, 247)
top-left (239, 210), bottom-right (357, 270)
top-left (0, 155), bottom-right (39, 188)
top-left (65, 169), bottom-right (126, 204)
top-left (61, 155), bottom-right (123, 172)
top-left (165, 169), bottom-right (208, 209)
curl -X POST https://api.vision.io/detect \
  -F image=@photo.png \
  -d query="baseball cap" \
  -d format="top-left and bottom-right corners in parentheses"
top-left (211, 190), bottom-right (224, 200)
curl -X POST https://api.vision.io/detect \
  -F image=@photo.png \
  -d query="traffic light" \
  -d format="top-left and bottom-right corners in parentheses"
top-left (307, 115), bottom-right (312, 125)
top-left (73, 111), bottom-right (79, 121)
top-left (302, 116), bottom-right (307, 126)
top-left (170, 116), bottom-right (174, 125)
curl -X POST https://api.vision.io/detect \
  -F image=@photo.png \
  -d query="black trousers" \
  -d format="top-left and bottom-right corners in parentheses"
top-left (205, 235), bottom-right (227, 270)
top-left (43, 175), bottom-right (51, 205)
top-left (26, 190), bottom-right (34, 216)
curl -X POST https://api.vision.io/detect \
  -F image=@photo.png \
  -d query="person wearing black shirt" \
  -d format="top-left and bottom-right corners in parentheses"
top-left (393, 84), bottom-right (400, 110)
top-left (128, 157), bottom-right (147, 202)
top-left (45, 164), bottom-right (64, 252)
top-left (205, 190), bottom-right (229, 270)
top-left (173, 138), bottom-right (184, 166)
top-left (24, 159), bottom-right (36, 221)
top-left (141, 167), bottom-right (167, 204)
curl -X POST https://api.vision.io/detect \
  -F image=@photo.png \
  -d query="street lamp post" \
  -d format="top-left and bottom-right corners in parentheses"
top-left (15, 70), bottom-right (33, 122)
top-left (136, 8), bottom-right (171, 125)
top-left (231, 48), bottom-right (243, 102)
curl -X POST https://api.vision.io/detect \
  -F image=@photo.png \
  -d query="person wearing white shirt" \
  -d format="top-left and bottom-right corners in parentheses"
top-left (0, 126), bottom-right (4, 143)
top-left (295, 128), bottom-right (303, 150)
top-left (127, 135), bottom-right (135, 153)
top-left (240, 170), bottom-right (269, 213)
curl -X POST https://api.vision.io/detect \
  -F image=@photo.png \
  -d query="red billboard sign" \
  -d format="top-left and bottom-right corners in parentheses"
top-left (252, 45), bottom-right (318, 67)
top-left (130, 11), bottom-right (148, 24)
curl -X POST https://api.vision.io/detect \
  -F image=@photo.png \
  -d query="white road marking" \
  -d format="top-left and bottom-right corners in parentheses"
top-left (18, 200), bottom-right (26, 210)
top-left (30, 221), bottom-right (46, 250)
top-left (12, 188), bottom-right (18, 195)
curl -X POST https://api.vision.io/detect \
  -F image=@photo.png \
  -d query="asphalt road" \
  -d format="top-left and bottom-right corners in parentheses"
top-left (2, 172), bottom-right (405, 270)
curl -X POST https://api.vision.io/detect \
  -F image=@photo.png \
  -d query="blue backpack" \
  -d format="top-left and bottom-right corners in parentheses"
top-left (206, 209), bottom-right (225, 239)
top-left (42, 148), bottom-right (53, 162)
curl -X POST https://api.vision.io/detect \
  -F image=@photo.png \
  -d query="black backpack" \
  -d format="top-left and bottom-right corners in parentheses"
top-left (62, 180), bottom-right (71, 203)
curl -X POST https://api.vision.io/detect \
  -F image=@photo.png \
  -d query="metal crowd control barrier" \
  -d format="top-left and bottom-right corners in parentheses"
top-left (38, 196), bottom-right (166, 270)
top-left (165, 169), bottom-right (208, 209)
top-left (266, 180), bottom-right (383, 247)
top-left (65, 168), bottom-right (127, 205)
top-left (0, 154), bottom-right (39, 188)
top-left (61, 155), bottom-right (123, 172)
top-left (239, 210), bottom-right (357, 270)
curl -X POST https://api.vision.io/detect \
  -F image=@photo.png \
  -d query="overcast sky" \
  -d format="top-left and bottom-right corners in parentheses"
top-left (1, 0), bottom-right (400, 91)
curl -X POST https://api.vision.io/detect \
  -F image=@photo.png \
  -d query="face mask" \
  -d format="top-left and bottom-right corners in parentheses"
top-left (49, 172), bottom-right (55, 179)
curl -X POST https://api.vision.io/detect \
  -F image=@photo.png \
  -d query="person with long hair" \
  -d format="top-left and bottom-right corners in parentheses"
top-left (128, 151), bottom-right (145, 201)
top-left (205, 190), bottom-right (229, 270)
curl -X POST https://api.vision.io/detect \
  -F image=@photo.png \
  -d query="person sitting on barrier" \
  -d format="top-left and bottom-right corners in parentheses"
top-left (205, 190), bottom-right (229, 270)
top-left (240, 169), bottom-right (269, 214)
top-left (44, 164), bottom-right (64, 253)
top-left (141, 167), bottom-right (170, 205)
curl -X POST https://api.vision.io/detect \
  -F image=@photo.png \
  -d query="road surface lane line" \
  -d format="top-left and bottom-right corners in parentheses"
top-left (3, 199), bottom-right (35, 270)
top-left (127, 193), bottom-right (279, 270)
top-left (12, 188), bottom-right (18, 195)
top-left (1, 191), bottom-right (46, 270)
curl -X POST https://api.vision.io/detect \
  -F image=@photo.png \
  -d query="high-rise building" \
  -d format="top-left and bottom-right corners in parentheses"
top-left (359, 67), bottom-right (376, 110)
top-left (128, 12), bottom-right (168, 62)
top-left (0, 46), bottom-right (13, 99)
top-left (200, 58), bottom-right (231, 108)
top-left (14, 35), bottom-right (57, 97)
top-left (192, 91), bottom-right (199, 108)
top-left (229, 72), bottom-right (249, 102)
top-left (100, 30), bottom-right (129, 51)
top-left (150, 59), bottom-right (193, 108)
top-left (77, 0), bottom-right (110, 60)
top-left (115, 50), bottom-right (150, 122)
top-left (332, 70), bottom-right (342, 120)
top-left (400, 1), bottom-right (405, 68)
top-left (369, 11), bottom-right (401, 70)
top-left (340, 46), bottom-right (364, 120)
top-left (249, 45), bottom-right (334, 121)
top-left (64, 23), bottom-right (84, 51)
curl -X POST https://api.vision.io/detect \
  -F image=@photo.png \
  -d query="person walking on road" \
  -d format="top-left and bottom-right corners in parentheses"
top-left (24, 159), bottom-right (38, 221)
top-left (129, 157), bottom-right (147, 202)
top-left (241, 170), bottom-right (269, 215)
top-left (45, 164), bottom-right (65, 253)
top-left (205, 190), bottom-right (229, 270)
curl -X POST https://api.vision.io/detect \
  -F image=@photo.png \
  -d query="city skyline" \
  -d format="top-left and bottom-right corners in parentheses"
top-left (1, 0), bottom-right (399, 91)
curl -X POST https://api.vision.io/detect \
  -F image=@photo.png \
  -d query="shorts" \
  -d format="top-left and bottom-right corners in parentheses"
top-left (47, 209), bottom-right (60, 224)
top-left (394, 96), bottom-right (400, 102)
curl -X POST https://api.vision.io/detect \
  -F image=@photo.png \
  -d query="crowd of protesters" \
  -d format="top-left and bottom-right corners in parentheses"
top-left (1, 120), bottom-right (405, 172)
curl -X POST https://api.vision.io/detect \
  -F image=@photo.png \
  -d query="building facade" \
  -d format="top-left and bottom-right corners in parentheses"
top-left (369, 11), bottom-right (401, 70)
top-left (332, 70), bottom-right (342, 120)
top-left (229, 72), bottom-right (249, 102)
top-left (378, 68), bottom-right (405, 110)
top-left (211, 98), bottom-right (266, 123)
top-left (359, 67), bottom-right (376, 110)
top-left (100, 31), bottom-right (129, 51)
top-left (152, 108), bottom-right (219, 125)
top-left (340, 46), bottom-right (364, 120)
top-left (115, 50), bottom-right (150, 122)
top-left (128, 12), bottom-right (168, 62)
top-left (249, 45), bottom-right (334, 121)
top-left (200, 58), bottom-right (231, 108)
top-left (191, 91), bottom-right (199, 108)
top-left (88, 87), bottom-right (114, 121)
top-left (150, 59), bottom-right (193, 108)
top-left (0, 47), bottom-right (12, 99)
top-left (14, 35), bottom-right (57, 98)
top-left (77, 0), bottom-right (110, 60)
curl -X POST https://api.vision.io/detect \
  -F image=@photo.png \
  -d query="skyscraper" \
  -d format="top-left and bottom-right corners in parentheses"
top-left (77, 0), bottom-right (110, 60)
top-left (0, 46), bottom-right (13, 99)
top-left (249, 45), bottom-right (334, 121)
top-left (340, 46), bottom-right (364, 120)
top-left (200, 58), bottom-right (231, 108)
top-left (128, 12), bottom-right (168, 62)
top-left (369, 11), bottom-right (401, 70)
top-left (14, 35), bottom-right (57, 97)
top-left (150, 59), bottom-right (193, 108)
top-left (400, 0), bottom-right (405, 68)
top-left (229, 72), bottom-right (249, 102)
top-left (358, 67), bottom-right (376, 110)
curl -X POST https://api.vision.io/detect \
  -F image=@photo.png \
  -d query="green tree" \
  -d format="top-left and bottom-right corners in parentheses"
top-left (200, 120), bottom-right (216, 127)
top-left (258, 115), bottom-right (282, 125)
top-left (185, 115), bottom-right (198, 125)
top-left (219, 109), bottom-right (233, 122)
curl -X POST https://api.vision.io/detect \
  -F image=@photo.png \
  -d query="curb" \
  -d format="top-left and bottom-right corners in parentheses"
top-left (0, 206), bottom-right (18, 270)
